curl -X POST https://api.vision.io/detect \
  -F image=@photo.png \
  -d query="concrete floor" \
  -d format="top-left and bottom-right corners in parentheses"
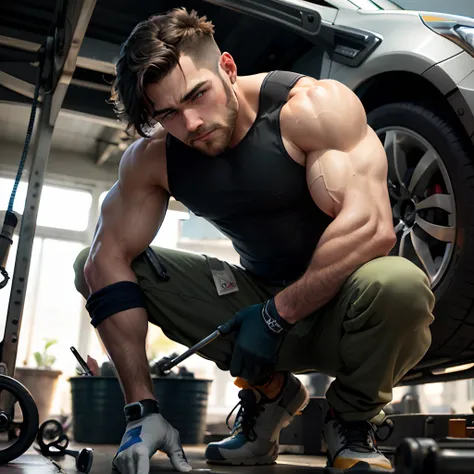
top-left (2, 444), bottom-right (364, 474)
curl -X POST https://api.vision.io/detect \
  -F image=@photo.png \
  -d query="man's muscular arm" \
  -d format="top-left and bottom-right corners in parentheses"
top-left (275, 80), bottom-right (396, 323)
top-left (84, 138), bottom-right (169, 403)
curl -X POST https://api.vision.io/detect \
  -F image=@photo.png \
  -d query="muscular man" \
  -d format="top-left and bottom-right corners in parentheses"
top-left (74, 7), bottom-right (435, 473)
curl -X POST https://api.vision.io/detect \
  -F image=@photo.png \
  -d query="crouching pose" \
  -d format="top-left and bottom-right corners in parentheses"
top-left (74, 7), bottom-right (435, 474)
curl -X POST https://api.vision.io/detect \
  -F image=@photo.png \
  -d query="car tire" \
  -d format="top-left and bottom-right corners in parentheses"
top-left (366, 101), bottom-right (474, 361)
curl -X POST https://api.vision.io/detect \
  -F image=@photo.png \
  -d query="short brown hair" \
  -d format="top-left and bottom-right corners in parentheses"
top-left (111, 8), bottom-right (219, 137)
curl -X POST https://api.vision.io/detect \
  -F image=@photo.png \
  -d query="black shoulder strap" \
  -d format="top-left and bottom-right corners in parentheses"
top-left (258, 70), bottom-right (306, 114)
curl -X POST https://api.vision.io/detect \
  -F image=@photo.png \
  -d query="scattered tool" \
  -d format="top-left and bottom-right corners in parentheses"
top-left (70, 346), bottom-right (94, 376)
top-left (154, 321), bottom-right (235, 375)
top-left (36, 419), bottom-right (93, 473)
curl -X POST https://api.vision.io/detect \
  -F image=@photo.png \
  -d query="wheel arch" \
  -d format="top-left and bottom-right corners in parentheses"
top-left (354, 71), bottom-right (473, 144)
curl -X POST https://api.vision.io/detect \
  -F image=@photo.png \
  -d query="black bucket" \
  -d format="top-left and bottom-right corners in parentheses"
top-left (70, 376), bottom-right (212, 445)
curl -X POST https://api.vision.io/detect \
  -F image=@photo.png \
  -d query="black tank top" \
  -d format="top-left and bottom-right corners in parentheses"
top-left (166, 70), bottom-right (333, 282)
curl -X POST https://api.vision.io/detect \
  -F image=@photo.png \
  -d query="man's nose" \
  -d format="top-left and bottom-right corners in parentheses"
top-left (182, 109), bottom-right (203, 132)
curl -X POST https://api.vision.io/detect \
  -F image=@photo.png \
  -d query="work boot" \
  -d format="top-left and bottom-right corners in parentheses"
top-left (205, 373), bottom-right (309, 465)
top-left (323, 407), bottom-right (393, 471)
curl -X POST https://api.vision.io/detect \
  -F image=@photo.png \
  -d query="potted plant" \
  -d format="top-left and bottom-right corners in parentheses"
top-left (15, 338), bottom-right (62, 423)
top-left (70, 347), bottom-right (212, 445)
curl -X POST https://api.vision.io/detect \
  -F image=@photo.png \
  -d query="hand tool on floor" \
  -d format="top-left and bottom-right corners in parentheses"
top-left (155, 320), bottom-right (236, 375)
top-left (70, 346), bottom-right (94, 376)
top-left (62, 447), bottom-right (94, 473)
top-left (36, 419), bottom-right (94, 473)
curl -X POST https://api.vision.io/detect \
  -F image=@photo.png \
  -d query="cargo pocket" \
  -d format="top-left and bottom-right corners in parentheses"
top-left (342, 281), bottom-right (382, 333)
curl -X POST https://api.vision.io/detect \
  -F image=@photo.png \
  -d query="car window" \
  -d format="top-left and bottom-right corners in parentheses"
top-left (305, 0), bottom-right (368, 10)
top-left (370, 0), bottom-right (403, 9)
top-left (344, 0), bottom-right (402, 9)
top-left (304, 0), bottom-right (337, 7)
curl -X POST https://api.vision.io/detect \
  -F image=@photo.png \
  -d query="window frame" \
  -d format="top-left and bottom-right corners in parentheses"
top-left (0, 171), bottom-right (109, 374)
top-left (0, 171), bottom-right (108, 242)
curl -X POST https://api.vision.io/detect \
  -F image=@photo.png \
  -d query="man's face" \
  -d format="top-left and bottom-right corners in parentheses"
top-left (146, 55), bottom-right (238, 156)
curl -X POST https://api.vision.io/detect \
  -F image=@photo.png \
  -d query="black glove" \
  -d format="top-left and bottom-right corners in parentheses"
top-left (219, 298), bottom-right (295, 386)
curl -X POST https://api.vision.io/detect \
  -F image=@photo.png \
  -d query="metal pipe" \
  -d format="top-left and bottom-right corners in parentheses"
top-left (70, 78), bottom-right (111, 93)
top-left (4, 67), bottom-right (55, 378)
top-left (0, 35), bottom-right (40, 53)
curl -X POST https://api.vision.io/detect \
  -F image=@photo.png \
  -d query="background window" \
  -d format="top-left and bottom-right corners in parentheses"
top-left (98, 189), bottom-right (189, 249)
top-left (468, 379), bottom-right (474, 400)
top-left (0, 177), bottom-right (94, 415)
top-left (0, 177), bottom-right (92, 231)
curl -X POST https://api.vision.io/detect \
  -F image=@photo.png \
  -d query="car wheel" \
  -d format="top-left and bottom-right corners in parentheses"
top-left (367, 102), bottom-right (474, 360)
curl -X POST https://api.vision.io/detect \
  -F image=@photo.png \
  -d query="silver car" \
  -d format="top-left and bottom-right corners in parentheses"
top-left (209, 0), bottom-right (474, 383)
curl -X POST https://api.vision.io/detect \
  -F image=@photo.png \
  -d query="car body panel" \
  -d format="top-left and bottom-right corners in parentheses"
top-left (423, 51), bottom-right (474, 94)
top-left (305, 5), bottom-right (339, 23)
top-left (302, 4), bottom-right (474, 144)
top-left (324, 0), bottom-right (358, 11)
top-left (452, 69), bottom-right (474, 139)
top-left (329, 9), bottom-right (465, 88)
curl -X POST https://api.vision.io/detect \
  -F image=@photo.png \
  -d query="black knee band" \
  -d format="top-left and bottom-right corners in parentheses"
top-left (86, 281), bottom-right (146, 328)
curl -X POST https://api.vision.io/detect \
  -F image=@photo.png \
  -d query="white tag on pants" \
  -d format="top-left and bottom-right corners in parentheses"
top-left (207, 257), bottom-right (239, 296)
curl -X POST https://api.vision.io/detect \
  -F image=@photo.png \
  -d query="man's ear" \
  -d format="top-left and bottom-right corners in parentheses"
top-left (219, 52), bottom-right (237, 84)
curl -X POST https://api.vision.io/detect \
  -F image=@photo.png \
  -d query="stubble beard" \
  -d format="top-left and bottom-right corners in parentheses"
top-left (191, 77), bottom-right (238, 157)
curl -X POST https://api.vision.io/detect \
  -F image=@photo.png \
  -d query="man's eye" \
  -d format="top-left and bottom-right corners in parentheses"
top-left (163, 110), bottom-right (177, 120)
top-left (193, 90), bottom-right (206, 100)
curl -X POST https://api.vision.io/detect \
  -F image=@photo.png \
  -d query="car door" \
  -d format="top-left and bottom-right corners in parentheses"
top-left (205, 0), bottom-right (382, 80)
top-left (290, 1), bottom-right (339, 79)
top-left (205, 0), bottom-right (330, 79)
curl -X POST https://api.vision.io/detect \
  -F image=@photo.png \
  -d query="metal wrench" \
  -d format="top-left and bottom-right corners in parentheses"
top-left (154, 320), bottom-right (236, 375)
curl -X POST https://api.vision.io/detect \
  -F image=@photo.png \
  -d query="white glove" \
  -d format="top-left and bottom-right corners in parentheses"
top-left (112, 413), bottom-right (192, 473)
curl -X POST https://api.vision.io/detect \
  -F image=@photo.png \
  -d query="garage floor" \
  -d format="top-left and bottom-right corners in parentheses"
top-left (4, 444), bottom-right (345, 473)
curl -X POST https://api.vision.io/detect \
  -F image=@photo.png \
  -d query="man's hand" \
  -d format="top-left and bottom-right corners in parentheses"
top-left (112, 413), bottom-right (192, 473)
top-left (222, 298), bottom-right (295, 386)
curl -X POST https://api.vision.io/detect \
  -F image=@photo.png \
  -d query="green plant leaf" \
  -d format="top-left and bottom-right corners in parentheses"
top-left (34, 352), bottom-right (42, 367)
top-left (45, 339), bottom-right (58, 351)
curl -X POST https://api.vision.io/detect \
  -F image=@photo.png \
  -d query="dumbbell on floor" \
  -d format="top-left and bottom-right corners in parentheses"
top-left (37, 420), bottom-right (94, 473)
top-left (395, 437), bottom-right (474, 474)
top-left (62, 447), bottom-right (94, 473)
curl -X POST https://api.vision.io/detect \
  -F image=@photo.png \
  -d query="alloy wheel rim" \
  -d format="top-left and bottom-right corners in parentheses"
top-left (376, 126), bottom-right (456, 289)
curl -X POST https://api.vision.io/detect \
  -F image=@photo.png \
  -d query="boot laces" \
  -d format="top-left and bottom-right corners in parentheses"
top-left (334, 419), bottom-right (382, 458)
top-left (226, 389), bottom-right (265, 442)
top-left (374, 417), bottom-right (394, 443)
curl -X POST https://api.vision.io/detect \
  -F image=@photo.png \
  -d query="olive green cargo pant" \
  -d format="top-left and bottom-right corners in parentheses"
top-left (73, 246), bottom-right (435, 422)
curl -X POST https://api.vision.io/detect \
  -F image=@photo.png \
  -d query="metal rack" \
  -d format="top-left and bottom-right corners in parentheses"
top-left (0, 0), bottom-right (97, 378)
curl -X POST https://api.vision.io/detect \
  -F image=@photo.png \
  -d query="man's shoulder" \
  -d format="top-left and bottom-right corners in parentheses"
top-left (286, 77), bottom-right (348, 103)
top-left (125, 127), bottom-right (167, 161)
top-left (282, 78), bottom-right (366, 154)
top-left (238, 72), bottom-right (268, 103)
top-left (281, 78), bottom-right (360, 128)
top-left (119, 127), bottom-right (168, 189)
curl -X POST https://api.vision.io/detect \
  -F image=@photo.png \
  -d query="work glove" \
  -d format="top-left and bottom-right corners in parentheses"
top-left (219, 298), bottom-right (295, 386)
top-left (112, 413), bottom-right (192, 473)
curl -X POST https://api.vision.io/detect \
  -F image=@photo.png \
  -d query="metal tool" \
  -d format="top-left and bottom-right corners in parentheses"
top-left (37, 419), bottom-right (94, 474)
top-left (62, 447), bottom-right (94, 473)
top-left (155, 321), bottom-right (235, 375)
top-left (70, 346), bottom-right (93, 376)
